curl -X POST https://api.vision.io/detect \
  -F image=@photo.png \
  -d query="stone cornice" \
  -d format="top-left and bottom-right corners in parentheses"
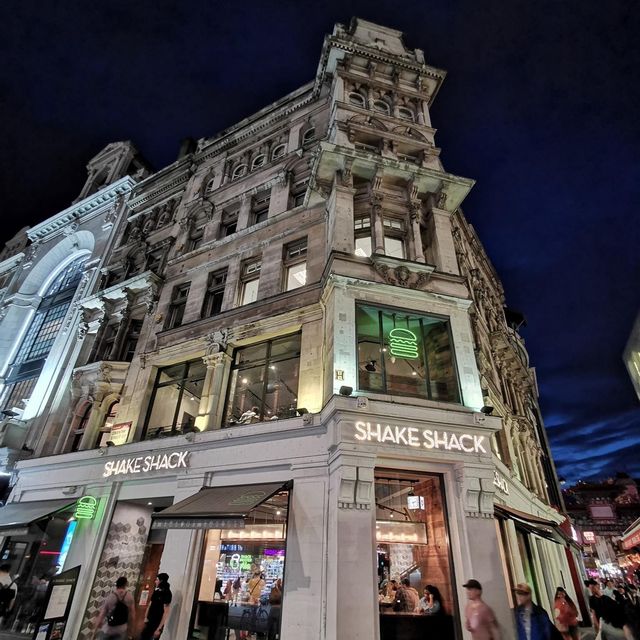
top-left (27, 177), bottom-right (136, 242)
top-left (127, 169), bottom-right (190, 212)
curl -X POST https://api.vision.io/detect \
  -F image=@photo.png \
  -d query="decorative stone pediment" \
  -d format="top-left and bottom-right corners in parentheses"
top-left (371, 254), bottom-right (435, 289)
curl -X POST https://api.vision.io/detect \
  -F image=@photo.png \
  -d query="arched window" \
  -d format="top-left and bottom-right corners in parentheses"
top-left (398, 106), bottom-right (415, 122)
top-left (251, 154), bottom-right (266, 170)
top-left (232, 164), bottom-right (248, 180)
top-left (205, 178), bottom-right (216, 194)
top-left (271, 144), bottom-right (286, 160)
top-left (2, 255), bottom-right (88, 413)
top-left (373, 99), bottom-right (390, 115)
top-left (301, 128), bottom-right (316, 146)
top-left (348, 92), bottom-right (366, 108)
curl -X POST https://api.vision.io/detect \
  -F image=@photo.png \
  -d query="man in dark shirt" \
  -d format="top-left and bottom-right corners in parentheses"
top-left (140, 573), bottom-right (172, 640)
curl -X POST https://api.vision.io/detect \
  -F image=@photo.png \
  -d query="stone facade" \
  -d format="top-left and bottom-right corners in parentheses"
top-left (0, 18), bottom-right (577, 640)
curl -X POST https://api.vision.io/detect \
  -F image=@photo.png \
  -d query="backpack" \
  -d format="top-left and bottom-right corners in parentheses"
top-left (0, 581), bottom-right (15, 614)
top-left (107, 592), bottom-right (129, 626)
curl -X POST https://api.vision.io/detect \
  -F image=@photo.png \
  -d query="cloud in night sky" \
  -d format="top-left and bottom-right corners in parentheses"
top-left (0, 0), bottom-right (639, 481)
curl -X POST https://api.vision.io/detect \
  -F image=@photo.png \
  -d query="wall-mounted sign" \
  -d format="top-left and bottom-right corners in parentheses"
top-left (376, 520), bottom-right (428, 545)
top-left (109, 422), bottom-right (132, 446)
top-left (103, 451), bottom-right (189, 478)
top-left (354, 421), bottom-right (487, 454)
top-left (493, 471), bottom-right (509, 495)
top-left (583, 531), bottom-right (596, 544)
top-left (222, 524), bottom-right (286, 541)
top-left (74, 496), bottom-right (98, 520)
top-left (388, 328), bottom-right (419, 359)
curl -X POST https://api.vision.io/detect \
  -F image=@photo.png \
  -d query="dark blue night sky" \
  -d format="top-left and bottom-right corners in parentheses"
top-left (1, 1), bottom-right (638, 483)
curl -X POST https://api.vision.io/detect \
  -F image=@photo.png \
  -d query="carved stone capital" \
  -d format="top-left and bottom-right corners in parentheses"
top-left (204, 329), bottom-right (228, 355)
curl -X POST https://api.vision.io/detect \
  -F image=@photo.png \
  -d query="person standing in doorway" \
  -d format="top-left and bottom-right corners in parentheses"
top-left (513, 582), bottom-right (556, 640)
top-left (464, 579), bottom-right (502, 639)
top-left (0, 564), bottom-right (16, 628)
top-left (140, 573), bottom-right (172, 640)
top-left (93, 576), bottom-right (135, 640)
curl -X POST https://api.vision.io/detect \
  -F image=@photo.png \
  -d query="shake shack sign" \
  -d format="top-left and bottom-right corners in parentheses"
top-left (353, 421), bottom-right (489, 455)
top-left (103, 451), bottom-right (190, 478)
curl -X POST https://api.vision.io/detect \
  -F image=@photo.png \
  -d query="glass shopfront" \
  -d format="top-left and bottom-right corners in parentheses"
top-left (190, 487), bottom-right (290, 640)
top-left (356, 305), bottom-right (460, 403)
top-left (375, 470), bottom-right (458, 640)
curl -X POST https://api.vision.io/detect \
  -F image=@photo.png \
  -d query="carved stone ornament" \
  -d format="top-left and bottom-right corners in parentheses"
top-left (372, 257), bottom-right (434, 289)
top-left (437, 189), bottom-right (448, 209)
top-left (97, 363), bottom-right (112, 383)
top-left (204, 329), bottom-right (228, 355)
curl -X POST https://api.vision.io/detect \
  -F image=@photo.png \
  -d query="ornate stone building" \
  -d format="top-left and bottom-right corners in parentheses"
top-left (0, 19), bottom-right (576, 640)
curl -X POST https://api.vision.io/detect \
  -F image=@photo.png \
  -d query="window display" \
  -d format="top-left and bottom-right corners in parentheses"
top-left (356, 304), bottom-right (460, 403)
top-left (375, 470), bottom-right (457, 640)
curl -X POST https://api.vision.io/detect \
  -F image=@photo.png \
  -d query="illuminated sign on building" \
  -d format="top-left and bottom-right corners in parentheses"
top-left (354, 421), bottom-right (488, 454)
top-left (388, 328), bottom-right (419, 359)
top-left (376, 520), bottom-right (428, 545)
top-left (103, 451), bottom-right (190, 478)
top-left (74, 496), bottom-right (98, 520)
top-left (583, 531), bottom-right (596, 544)
top-left (493, 471), bottom-right (510, 495)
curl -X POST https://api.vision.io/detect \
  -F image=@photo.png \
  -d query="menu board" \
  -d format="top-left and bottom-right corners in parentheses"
top-left (33, 566), bottom-right (80, 640)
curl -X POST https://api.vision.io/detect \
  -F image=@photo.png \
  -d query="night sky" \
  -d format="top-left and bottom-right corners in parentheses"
top-left (1, 1), bottom-right (639, 483)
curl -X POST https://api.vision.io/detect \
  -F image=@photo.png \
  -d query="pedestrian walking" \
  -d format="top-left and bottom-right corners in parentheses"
top-left (464, 579), bottom-right (501, 640)
top-left (553, 587), bottom-right (579, 640)
top-left (513, 582), bottom-right (557, 640)
top-left (92, 576), bottom-right (135, 640)
top-left (0, 564), bottom-right (16, 628)
top-left (140, 573), bottom-right (172, 640)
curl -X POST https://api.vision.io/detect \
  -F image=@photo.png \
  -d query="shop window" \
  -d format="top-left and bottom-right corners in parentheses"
top-left (271, 143), bottom-right (286, 160)
top-left (239, 260), bottom-right (261, 306)
top-left (354, 215), bottom-right (373, 257)
top-left (189, 487), bottom-right (290, 639)
top-left (202, 269), bottom-right (227, 318)
top-left (376, 470), bottom-right (457, 640)
top-left (2, 255), bottom-right (87, 413)
top-left (219, 209), bottom-right (238, 239)
top-left (283, 240), bottom-right (307, 291)
top-left (166, 283), bottom-right (190, 330)
top-left (224, 333), bottom-right (300, 425)
top-left (356, 304), bottom-right (460, 403)
top-left (143, 359), bottom-right (206, 438)
top-left (187, 227), bottom-right (205, 253)
top-left (251, 194), bottom-right (270, 225)
top-left (383, 218), bottom-right (406, 259)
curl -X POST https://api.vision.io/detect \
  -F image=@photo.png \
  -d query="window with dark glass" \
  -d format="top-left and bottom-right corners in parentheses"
top-left (166, 283), bottom-right (190, 330)
top-left (220, 209), bottom-right (238, 238)
top-left (224, 333), bottom-right (301, 426)
top-left (202, 269), bottom-right (227, 318)
top-left (97, 323), bottom-right (118, 361)
top-left (122, 319), bottom-right (143, 362)
top-left (291, 179), bottom-right (309, 208)
top-left (145, 248), bottom-right (165, 274)
top-left (187, 227), bottom-right (204, 253)
top-left (356, 304), bottom-right (460, 402)
top-left (251, 194), bottom-right (270, 225)
top-left (1, 255), bottom-right (87, 413)
top-left (144, 359), bottom-right (206, 438)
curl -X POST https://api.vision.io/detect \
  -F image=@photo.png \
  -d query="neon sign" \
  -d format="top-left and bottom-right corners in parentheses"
top-left (75, 496), bottom-right (98, 520)
top-left (388, 328), bottom-right (419, 359)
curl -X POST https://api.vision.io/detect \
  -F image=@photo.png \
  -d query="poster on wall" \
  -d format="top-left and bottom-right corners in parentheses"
top-left (109, 421), bottom-right (132, 445)
top-left (32, 566), bottom-right (81, 640)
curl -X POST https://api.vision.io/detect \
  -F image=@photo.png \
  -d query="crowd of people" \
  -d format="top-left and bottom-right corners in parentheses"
top-left (378, 577), bottom-right (445, 615)
top-left (585, 577), bottom-right (640, 640)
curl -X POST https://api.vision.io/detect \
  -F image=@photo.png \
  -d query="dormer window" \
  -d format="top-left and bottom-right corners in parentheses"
top-left (301, 128), bottom-right (316, 146)
top-left (348, 92), bottom-right (366, 108)
top-left (251, 154), bottom-right (266, 170)
top-left (232, 164), bottom-right (247, 180)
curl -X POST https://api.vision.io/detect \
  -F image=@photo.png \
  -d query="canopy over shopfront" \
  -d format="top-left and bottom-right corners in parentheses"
top-left (151, 481), bottom-right (290, 530)
top-left (622, 517), bottom-right (640, 551)
top-left (495, 503), bottom-right (566, 545)
top-left (0, 499), bottom-right (76, 536)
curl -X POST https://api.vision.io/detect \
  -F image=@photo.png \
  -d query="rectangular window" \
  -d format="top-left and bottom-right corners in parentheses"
top-left (166, 283), bottom-right (190, 330)
top-left (240, 260), bottom-right (261, 305)
top-left (251, 194), bottom-right (270, 225)
top-left (143, 359), bottom-right (207, 438)
top-left (383, 217), bottom-right (405, 259)
top-left (376, 470), bottom-right (457, 639)
top-left (97, 324), bottom-right (118, 361)
top-left (146, 248), bottom-right (165, 274)
top-left (202, 269), bottom-right (227, 318)
top-left (356, 304), bottom-right (460, 402)
top-left (122, 319), bottom-right (143, 362)
top-left (354, 215), bottom-right (372, 257)
top-left (187, 227), bottom-right (204, 253)
top-left (220, 210), bottom-right (239, 239)
top-left (224, 333), bottom-right (301, 425)
top-left (291, 179), bottom-right (309, 208)
top-left (284, 239), bottom-right (307, 291)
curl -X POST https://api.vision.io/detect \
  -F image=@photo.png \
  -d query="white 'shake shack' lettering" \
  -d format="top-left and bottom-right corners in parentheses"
top-left (354, 421), bottom-right (487, 454)
top-left (103, 451), bottom-right (190, 478)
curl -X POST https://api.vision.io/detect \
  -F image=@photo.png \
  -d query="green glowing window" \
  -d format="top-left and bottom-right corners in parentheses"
top-left (356, 304), bottom-right (460, 403)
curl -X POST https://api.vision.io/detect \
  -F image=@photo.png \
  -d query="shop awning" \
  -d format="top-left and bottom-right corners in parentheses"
top-left (151, 482), bottom-right (289, 530)
top-left (0, 499), bottom-right (76, 536)
top-left (495, 504), bottom-right (566, 545)
top-left (622, 517), bottom-right (640, 551)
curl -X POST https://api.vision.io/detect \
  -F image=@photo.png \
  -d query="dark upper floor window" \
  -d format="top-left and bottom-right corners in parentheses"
top-left (224, 333), bottom-right (301, 426)
top-left (187, 227), bottom-right (204, 253)
top-left (232, 164), bottom-right (248, 180)
top-left (220, 210), bottom-right (238, 239)
top-left (398, 106), bottom-right (415, 122)
top-left (356, 304), bottom-right (460, 403)
top-left (251, 154), bottom-right (266, 170)
top-left (373, 99), bottom-right (390, 115)
top-left (202, 269), bottom-right (227, 318)
top-left (166, 283), bottom-right (190, 330)
top-left (271, 144), bottom-right (286, 160)
top-left (251, 194), bottom-right (270, 225)
top-left (301, 128), bottom-right (316, 146)
top-left (290, 179), bottom-right (309, 208)
top-left (122, 319), bottom-right (143, 362)
top-left (144, 359), bottom-right (206, 438)
top-left (348, 92), bottom-right (367, 107)
top-left (145, 248), bottom-right (165, 274)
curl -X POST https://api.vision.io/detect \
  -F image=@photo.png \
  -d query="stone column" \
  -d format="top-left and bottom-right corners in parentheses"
top-left (325, 447), bottom-right (378, 640)
top-left (409, 200), bottom-right (425, 263)
top-left (196, 351), bottom-right (230, 431)
top-left (327, 169), bottom-right (356, 254)
top-left (108, 301), bottom-right (132, 362)
top-left (269, 172), bottom-right (290, 217)
top-left (372, 194), bottom-right (385, 254)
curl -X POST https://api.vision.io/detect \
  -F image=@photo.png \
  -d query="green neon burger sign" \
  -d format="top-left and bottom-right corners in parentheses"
top-left (388, 328), bottom-right (419, 359)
